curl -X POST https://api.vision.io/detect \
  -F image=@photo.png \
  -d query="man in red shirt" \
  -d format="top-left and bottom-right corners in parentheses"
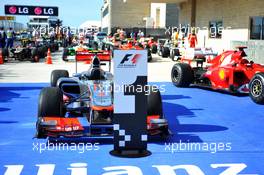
top-left (188, 29), bottom-right (198, 48)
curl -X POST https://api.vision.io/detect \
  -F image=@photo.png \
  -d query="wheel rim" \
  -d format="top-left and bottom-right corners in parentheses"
top-left (172, 68), bottom-right (180, 83)
top-left (251, 79), bottom-right (262, 97)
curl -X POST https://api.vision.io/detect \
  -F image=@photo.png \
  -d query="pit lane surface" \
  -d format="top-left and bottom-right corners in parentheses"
top-left (0, 50), bottom-right (264, 174)
top-left (0, 49), bottom-right (174, 83)
top-left (0, 82), bottom-right (264, 175)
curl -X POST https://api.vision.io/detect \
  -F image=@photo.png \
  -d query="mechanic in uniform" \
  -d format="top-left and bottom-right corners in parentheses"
top-left (6, 27), bottom-right (15, 49)
top-left (32, 29), bottom-right (40, 45)
top-left (130, 32), bottom-right (135, 41)
top-left (0, 27), bottom-right (6, 48)
top-left (178, 28), bottom-right (186, 47)
top-left (171, 28), bottom-right (179, 47)
top-left (50, 30), bottom-right (55, 43)
top-left (113, 29), bottom-right (120, 41)
top-left (66, 27), bottom-right (73, 46)
top-left (138, 30), bottom-right (144, 39)
top-left (188, 28), bottom-right (198, 48)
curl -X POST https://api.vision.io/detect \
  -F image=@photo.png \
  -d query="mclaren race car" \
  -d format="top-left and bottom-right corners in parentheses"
top-left (36, 55), bottom-right (169, 139)
top-left (171, 46), bottom-right (264, 104)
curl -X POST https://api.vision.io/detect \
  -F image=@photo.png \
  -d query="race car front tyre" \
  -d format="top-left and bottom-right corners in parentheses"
top-left (147, 86), bottom-right (163, 117)
top-left (170, 49), bottom-right (180, 61)
top-left (38, 87), bottom-right (64, 117)
top-left (171, 63), bottom-right (194, 87)
top-left (162, 47), bottom-right (170, 58)
top-left (249, 73), bottom-right (264, 104)
top-left (170, 49), bottom-right (175, 61)
top-left (51, 70), bottom-right (69, 87)
top-left (36, 119), bottom-right (47, 139)
top-left (62, 48), bottom-right (69, 61)
top-left (151, 45), bottom-right (157, 54)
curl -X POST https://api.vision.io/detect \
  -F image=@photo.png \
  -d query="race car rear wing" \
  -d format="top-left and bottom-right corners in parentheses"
top-left (75, 50), bottom-right (111, 62)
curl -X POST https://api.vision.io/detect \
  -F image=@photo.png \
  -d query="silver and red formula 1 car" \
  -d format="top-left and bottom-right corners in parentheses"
top-left (36, 54), bottom-right (169, 139)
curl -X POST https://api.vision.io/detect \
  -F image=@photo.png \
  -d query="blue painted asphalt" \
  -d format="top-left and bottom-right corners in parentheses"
top-left (0, 83), bottom-right (264, 175)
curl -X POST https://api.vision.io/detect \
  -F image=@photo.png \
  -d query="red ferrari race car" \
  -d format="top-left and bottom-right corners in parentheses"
top-left (138, 37), bottom-right (158, 54)
top-left (116, 39), bottom-right (153, 62)
top-left (35, 54), bottom-right (169, 139)
top-left (171, 46), bottom-right (264, 104)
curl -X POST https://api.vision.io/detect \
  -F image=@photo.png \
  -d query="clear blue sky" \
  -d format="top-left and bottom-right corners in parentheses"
top-left (0, 0), bottom-right (104, 26)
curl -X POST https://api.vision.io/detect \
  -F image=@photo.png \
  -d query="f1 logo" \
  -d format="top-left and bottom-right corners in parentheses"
top-left (120, 54), bottom-right (133, 64)
top-left (120, 54), bottom-right (141, 65)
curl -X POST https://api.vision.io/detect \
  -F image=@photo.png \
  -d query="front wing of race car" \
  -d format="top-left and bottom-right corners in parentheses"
top-left (37, 115), bottom-right (169, 138)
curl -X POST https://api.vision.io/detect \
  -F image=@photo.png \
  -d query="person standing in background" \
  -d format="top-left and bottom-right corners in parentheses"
top-left (179, 28), bottom-right (186, 47)
top-left (0, 27), bottom-right (6, 48)
top-left (188, 28), bottom-right (198, 48)
top-left (6, 27), bottom-right (15, 49)
top-left (171, 28), bottom-right (179, 47)
top-left (130, 31), bottom-right (135, 39)
top-left (119, 29), bottom-right (126, 40)
top-left (66, 27), bottom-right (72, 46)
top-left (32, 28), bottom-right (40, 46)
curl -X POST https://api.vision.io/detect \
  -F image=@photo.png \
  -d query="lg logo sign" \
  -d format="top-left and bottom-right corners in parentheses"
top-left (8, 6), bottom-right (28, 14)
top-left (5, 5), bottom-right (58, 16)
top-left (34, 7), bottom-right (54, 15)
top-left (3, 163), bottom-right (258, 175)
top-left (8, 6), bottom-right (54, 15)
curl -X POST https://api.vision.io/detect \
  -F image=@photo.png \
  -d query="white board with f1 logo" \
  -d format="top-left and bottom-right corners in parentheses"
top-left (114, 50), bottom-right (147, 113)
top-left (112, 49), bottom-right (148, 156)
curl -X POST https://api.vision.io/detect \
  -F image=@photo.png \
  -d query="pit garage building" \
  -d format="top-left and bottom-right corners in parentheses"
top-left (101, 0), bottom-right (264, 63)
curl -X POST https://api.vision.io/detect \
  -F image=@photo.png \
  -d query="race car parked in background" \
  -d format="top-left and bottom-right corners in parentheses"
top-left (171, 47), bottom-right (264, 104)
top-left (36, 55), bottom-right (169, 139)
top-left (120, 39), bottom-right (153, 62)
top-left (138, 37), bottom-right (158, 54)
top-left (2, 38), bottom-right (59, 63)
top-left (62, 42), bottom-right (111, 63)
top-left (157, 39), bottom-right (171, 58)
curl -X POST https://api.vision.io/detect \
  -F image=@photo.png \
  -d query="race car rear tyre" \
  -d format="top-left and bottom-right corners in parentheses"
top-left (2, 48), bottom-right (9, 60)
top-left (170, 49), bottom-right (175, 61)
top-left (151, 45), bottom-right (157, 54)
top-left (148, 50), bottom-right (152, 62)
top-left (171, 63), bottom-right (194, 87)
top-left (31, 48), bottom-right (40, 62)
top-left (249, 73), bottom-right (264, 104)
top-left (38, 87), bottom-right (64, 117)
top-left (40, 46), bottom-right (48, 58)
top-left (147, 86), bottom-right (163, 117)
top-left (51, 70), bottom-right (69, 87)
